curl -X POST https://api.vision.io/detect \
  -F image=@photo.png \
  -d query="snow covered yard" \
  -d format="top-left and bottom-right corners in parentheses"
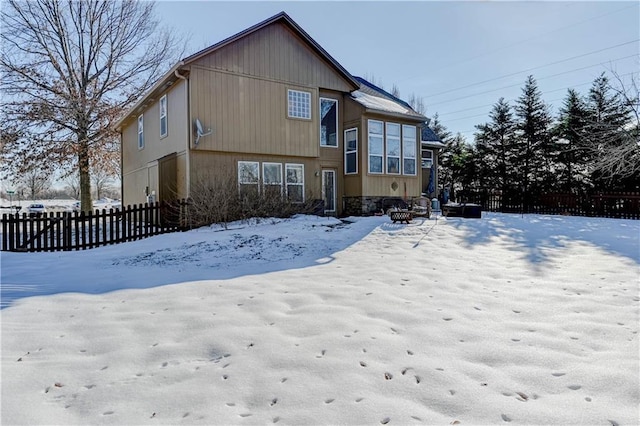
top-left (1, 213), bottom-right (638, 425)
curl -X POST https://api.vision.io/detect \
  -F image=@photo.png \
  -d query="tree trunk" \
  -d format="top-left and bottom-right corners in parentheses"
top-left (78, 137), bottom-right (92, 212)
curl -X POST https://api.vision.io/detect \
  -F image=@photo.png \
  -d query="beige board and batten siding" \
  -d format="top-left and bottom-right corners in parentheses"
top-left (190, 151), bottom-right (323, 201)
top-left (122, 80), bottom-right (189, 205)
top-left (189, 67), bottom-right (319, 157)
top-left (187, 21), bottom-right (355, 157)
top-left (190, 22), bottom-right (354, 92)
top-left (342, 97), bottom-right (366, 197)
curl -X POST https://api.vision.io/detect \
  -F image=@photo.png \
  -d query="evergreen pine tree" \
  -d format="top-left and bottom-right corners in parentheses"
top-left (555, 89), bottom-right (591, 193)
top-left (474, 98), bottom-right (517, 196)
top-left (439, 133), bottom-right (473, 202)
top-left (514, 75), bottom-right (555, 207)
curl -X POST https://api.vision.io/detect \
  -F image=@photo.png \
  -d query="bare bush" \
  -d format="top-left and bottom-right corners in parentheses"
top-left (187, 169), bottom-right (321, 228)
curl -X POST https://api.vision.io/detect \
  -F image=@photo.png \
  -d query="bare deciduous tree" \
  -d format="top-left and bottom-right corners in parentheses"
top-left (590, 71), bottom-right (640, 182)
top-left (1, 0), bottom-right (182, 211)
top-left (407, 93), bottom-right (426, 115)
top-left (18, 168), bottom-right (52, 200)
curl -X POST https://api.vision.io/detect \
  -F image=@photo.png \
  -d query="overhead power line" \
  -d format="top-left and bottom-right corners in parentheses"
top-left (425, 39), bottom-right (639, 98)
top-left (444, 71), bottom-right (638, 136)
top-left (398, 2), bottom-right (639, 84)
top-left (427, 55), bottom-right (638, 107)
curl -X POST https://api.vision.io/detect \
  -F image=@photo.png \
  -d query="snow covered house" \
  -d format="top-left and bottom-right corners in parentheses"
top-left (117, 11), bottom-right (440, 216)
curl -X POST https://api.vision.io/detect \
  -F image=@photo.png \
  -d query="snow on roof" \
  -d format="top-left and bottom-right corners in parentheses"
top-left (351, 90), bottom-right (415, 115)
top-left (421, 140), bottom-right (446, 148)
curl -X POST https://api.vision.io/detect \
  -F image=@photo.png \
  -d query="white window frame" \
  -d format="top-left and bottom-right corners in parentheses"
top-left (238, 161), bottom-right (260, 190)
top-left (385, 122), bottom-right (401, 175)
top-left (421, 148), bottom-right (434, 169)
top-left (287, 89), bottom-right (311, 120)
top-left (344, 128), bottom-right (358, 175)
top-left (320, 97), bottom-right (338, 147)
top-left (159, 95), bottom-right (168, 138)
top-left (402, 124), bottom-right (417, 176)
top-left (262, 162), bottom-right (283, 194)
top-left (368, 119), bottom-right (384, 174)
top-left (285, 163), bottom-right (305, 203)
top-left (137, 114), bottom-right (144, 150)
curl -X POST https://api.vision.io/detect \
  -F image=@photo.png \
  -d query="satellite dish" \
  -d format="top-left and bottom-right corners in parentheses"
top-left (194, 118), bottom-right (212, 145)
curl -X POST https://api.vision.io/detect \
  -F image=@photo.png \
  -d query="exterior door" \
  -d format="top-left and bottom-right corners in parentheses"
top-left (322, 170), bottom-right (336, 215)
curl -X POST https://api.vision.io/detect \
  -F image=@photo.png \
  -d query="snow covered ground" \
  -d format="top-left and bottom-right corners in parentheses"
top-left (1, 213), bottom-right (639, 425)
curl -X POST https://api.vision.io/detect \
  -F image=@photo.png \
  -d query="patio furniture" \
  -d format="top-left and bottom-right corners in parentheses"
top-left (390, 210), bottom-right (413, 224)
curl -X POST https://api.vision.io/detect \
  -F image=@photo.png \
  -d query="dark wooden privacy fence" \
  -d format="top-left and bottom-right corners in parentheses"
top-left (1, 201), bottom-right (188, 252)
top-left (459, 191), bottom-right (640, 219)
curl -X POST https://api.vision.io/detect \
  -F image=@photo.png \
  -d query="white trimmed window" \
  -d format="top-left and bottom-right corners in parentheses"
top-left (421, 148), bottom-right (434, 169)
top-left (368, 120), bottom-right (383, 174)
top-left (402, 125), bottom-right (417, 175)
top-left (137, 114), bottom-right (144, 149)
top-left (159, 95), bottom-right (167, 138)
top-left (288, 89), bottom-right (311, 119)
top-left (263, 162), bottom-right (283, 196)
top-left (285, 163), bottom-right (305, 203)
top-left (238, 161), bottom-right (259, 197)
top-left (320, 98), bottom-right (338, 147)
top-left (344, 128), bottom-right (358, 174)
top-left (386, 123), bottom-right (401, 174)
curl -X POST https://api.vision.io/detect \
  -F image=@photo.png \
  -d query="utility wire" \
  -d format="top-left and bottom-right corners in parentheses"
top-left (425, 39), bottom-right (639, 98)
top-left (427, 55), bottom-right (638, 107)
top-left (398, 2), bottom-right (639, 84)
top-left (446, 71), bottom-right (638, 136)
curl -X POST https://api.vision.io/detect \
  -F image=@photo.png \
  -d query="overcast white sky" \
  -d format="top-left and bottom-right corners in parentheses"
top-left (155, 0), bottom-right (640, 141)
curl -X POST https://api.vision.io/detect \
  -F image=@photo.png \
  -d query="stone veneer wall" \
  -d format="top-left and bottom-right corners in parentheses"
top-left (342, 196), bottom-right (394, 216)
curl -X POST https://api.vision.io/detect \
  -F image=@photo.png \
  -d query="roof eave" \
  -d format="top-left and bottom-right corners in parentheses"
top-left (422, 141), bottom-right (446, 149)
top-left (364, 108), bottom-right (427, 123)
top-left (114, 62), bottom-right (185, 131)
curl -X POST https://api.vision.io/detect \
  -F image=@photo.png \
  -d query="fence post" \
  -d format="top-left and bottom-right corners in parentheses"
top-left (2, 214), bottom-right (7, 251)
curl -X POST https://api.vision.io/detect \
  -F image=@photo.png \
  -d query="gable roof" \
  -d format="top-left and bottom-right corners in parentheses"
top-left (116, 12), bottom-right (360, 130)
top-left (421, 126), bottom-right (441, 142)
top-left (350, 77), bottom-right (427, 121)
top-left (183, 12), bottom-right (360, 90)
top-left (421, 126), bottom-right (445, 149)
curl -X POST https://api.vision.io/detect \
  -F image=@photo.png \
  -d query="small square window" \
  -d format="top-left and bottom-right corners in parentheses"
top-left (288, 89), bottom-right (311, 119)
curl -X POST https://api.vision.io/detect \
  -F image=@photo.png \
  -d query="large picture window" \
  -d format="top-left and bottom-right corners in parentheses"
top-left (402, 125), bottom-right (417, 175)
top-left (262, 162), bottom-right (283, 197)
top-left (386, 123), bottom-right (400, 174)
top-left (159, 95), bottom-right (167, 138)
top-left (288, 89), bottom-right (311, 119)
top-left (320, 98), bottom-right (338, 147)
top-left (344, 128), bottom-right (358, 174)
top-left (368, 120), bottom-right (383, 174)
top-left (137, 115), bottom-right (144, 150)
top-left (286, 163), bottom-right (305, 203)
top-left (238, 161), bottom-right (259, 197)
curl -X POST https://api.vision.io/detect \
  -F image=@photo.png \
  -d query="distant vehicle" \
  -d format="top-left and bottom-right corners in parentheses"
top-left (27, 203), bottom-right (47, 217)
top-left (66, 201), bottom-right (81, 212)
top-left (93, 198), bottom-right (122, 211)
